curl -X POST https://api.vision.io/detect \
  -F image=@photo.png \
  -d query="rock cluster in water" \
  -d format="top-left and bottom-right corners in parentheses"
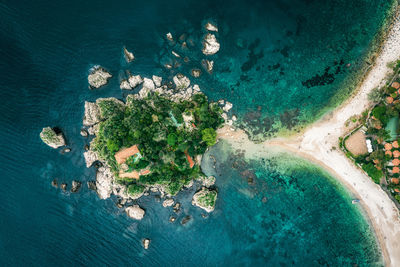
top-left (88, 66), bottom-right (112, 89)
top-left (192, 187), bottom-right (218, 213)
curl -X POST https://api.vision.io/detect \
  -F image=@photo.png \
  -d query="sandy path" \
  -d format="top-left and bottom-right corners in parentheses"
top-left (218, 9), bottom-right (400, 267)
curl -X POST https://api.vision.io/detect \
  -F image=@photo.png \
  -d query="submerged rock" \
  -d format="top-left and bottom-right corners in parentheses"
top-left (181, 215), bottom-right (192, 225)
top-left (125, 205), bottom-right (145, 220)
top-left (71, 180), bottom-right (82, 193)
top-left (201, 59), bottom-right (214, 74)
top-left (191, 69), bottom-right (201, 78)
top-left (202, 34), bottom-right (220, 55)
top-left (60, 183), bottom-right (67, 191)
top-left (192, 187), bottom-right (217, 213)
top-left (123, 46), bottom-right (135, 63)
top-left (88, 66), bottom-right (112, 89)
top-left (87, 180), bottom-right (97, 191)
top-left (142, 238), bottom-right (150, 250)
top-left (162, 198), bottom-right (174, 208)
top-left (40, 127), bottom-right (66, 149)
top-left (51, 179), bottom-right (58, 188)
top-left (83, 101), bottom-right (101, 126)
top-left (61, 148), bottom-right (71, 153)
top-left (169, 216), bottom-right (176, 223)
top-left (205, 22), bottom-right (218, 32)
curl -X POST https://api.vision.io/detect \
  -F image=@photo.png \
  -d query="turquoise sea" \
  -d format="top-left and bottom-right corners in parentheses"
top-left (0, 0), bottom-right (394, 265)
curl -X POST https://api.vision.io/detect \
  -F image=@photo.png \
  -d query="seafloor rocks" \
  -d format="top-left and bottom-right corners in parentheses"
top-left (181, 215), bottom-right (192, 225)
top-left (96, 166), bottom-right (113, 199)
top-left (202, 34), bottom-right (220, 55)
top-left (88, 66), bottom-right (112, 89)
top-left (83, 150), bottom-right (99, 168)
top-left (162, 198), bottom-right (174, 207)
top-left (205, 22), bottom-right (218, 32)
top-left (128, 75), bottom-right (143, 88)
top-left (123, 47), bottom-right (135, 63)
top-left (142, 238), bottom-right (150, 249)
top-left (125, 205), bottom-right (145, 220)
top-left (152, 75), bottom-right (162, 87)
top-left (201, 59), bottom-right (214, 74)
top-left (166, 32), bottom-right (173, 42)
top-left (192, 187), bottom-right (217, 213)
top-left (71, 180), bottom-right (82, 193)
top-left (51, 179), bottom-right (58, 188)
top-left (173, 74), bottom-right (190, 89)
top-left (83, 101), bottom-right (101, 126)
top-left (60, 183), bottom-right (67, 191)
top-left (40, 127), bottom-right (66, 149)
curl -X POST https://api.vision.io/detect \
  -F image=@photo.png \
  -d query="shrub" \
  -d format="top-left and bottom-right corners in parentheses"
top-left (361, 163), bottom-right (383, 184)
top-left (201, 128), bottom-right (217, 146)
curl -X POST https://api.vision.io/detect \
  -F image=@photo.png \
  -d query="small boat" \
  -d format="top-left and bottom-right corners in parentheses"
top-left (352, 199), bottom-right (360, 204)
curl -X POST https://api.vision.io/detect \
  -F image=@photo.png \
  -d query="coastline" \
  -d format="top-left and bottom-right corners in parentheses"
top-left (218, 7), bottom-right (400, 267)
top-left (263, 0), bottom-right (400, 140)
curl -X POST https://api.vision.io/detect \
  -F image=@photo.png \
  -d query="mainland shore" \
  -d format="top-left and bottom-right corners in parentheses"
top-left (218, 9), bottom-right (400, 267)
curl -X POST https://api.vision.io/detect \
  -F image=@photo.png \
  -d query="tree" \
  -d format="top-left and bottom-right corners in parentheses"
top-left (202, 128), bottom-right (217, 146)
top-left (368, 87), bottom-right (382, 102)
top-left (167, 133), bottom-right (177, 146)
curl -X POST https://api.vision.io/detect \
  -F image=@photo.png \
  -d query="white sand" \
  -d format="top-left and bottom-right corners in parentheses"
top-left (218, 10), bottom-right (400, 266)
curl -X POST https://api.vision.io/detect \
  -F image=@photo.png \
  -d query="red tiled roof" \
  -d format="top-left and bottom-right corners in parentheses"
top-left (385, 143), bottom-right (393, 150)
top-left (387, 96), bottom-right (394, 104)
top-left (393, 141), bottom-right (399, 148)
top-left (184, 150), bottom-right (195, 168)
top-left (386, 150), bottom-right (393, 157)
top-left (394, 150), bottom-right (400, 158)
top-left (391, 178), bottom-right (400, 184)
top-left (393, 159), bottom-right (400, 166)
top-left (393, 167), bottom-right (400, 173)
top-left (392, 82), bottom-right (400, 89)
top-left (115, 145), bottom-right (140, 164)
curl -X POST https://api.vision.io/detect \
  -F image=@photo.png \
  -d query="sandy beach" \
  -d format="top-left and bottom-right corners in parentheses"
top-left (218, 9), bottom-right (400, 267)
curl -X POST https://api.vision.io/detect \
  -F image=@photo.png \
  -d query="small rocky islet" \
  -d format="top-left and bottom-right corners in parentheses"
top-left (40, 22), bottom-right (231, 222)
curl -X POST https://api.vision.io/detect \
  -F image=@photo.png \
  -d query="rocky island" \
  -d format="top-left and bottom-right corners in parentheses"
top-left (82, 73), bottom-right (228, 219)
top-left (40, 127), bottom-right (66, 148)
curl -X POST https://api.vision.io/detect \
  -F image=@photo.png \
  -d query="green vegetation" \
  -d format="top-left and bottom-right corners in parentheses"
top-left (362, 162), bottom-right (383, 184)
top-left (127, 183), bottom-right (145, 196)
top-left (91, 93), bottom-right (224, 195)
top-left (197, 190), bottom-right (217, 208)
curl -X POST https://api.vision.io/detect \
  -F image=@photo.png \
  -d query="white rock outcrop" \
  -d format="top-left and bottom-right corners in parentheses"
top-left (162, 198), bottom-right (174, 207)
top-left (120, 80), bottom-right (131, 90)
top-left (166, 32), bottom-right (173, 41)
top-left (202, 175), bottom-right (216, 187)
top-left (202, 34), bottom-right (220, 55)
top-left (123, 47), bottom-right (135, 63)
top-left (173, 74), bottom-right (190, 89)
top-left (96, 166), bottom-right (113, 199)
top-left (125, 205), bottom-right (145, 220)
top-left (88, 66), bottom-right (112, 88)
top-left (152, 75), bottom-right (162, 87)
top-left (205, 22), bottom-right (218, 32)
top-left (83, 150), bottom-right (99, 168)
top-left (223, 101), bottom-right (233, 112)
top-left (83, 101), bottom-right (101, 126)
top-left (128, 75), bottom-right (143, 88)
top-left (40, 127), bottom-right (66, 149)
top-left (143, 78), bottom-right (155, 90)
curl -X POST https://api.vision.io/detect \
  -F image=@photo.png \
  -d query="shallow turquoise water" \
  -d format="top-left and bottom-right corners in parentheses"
top-left (0, 0), bottom-right (391, 265)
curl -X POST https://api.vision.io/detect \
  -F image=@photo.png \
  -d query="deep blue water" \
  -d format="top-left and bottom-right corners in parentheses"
top-left (0, 0), bottom-right (391, 265)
